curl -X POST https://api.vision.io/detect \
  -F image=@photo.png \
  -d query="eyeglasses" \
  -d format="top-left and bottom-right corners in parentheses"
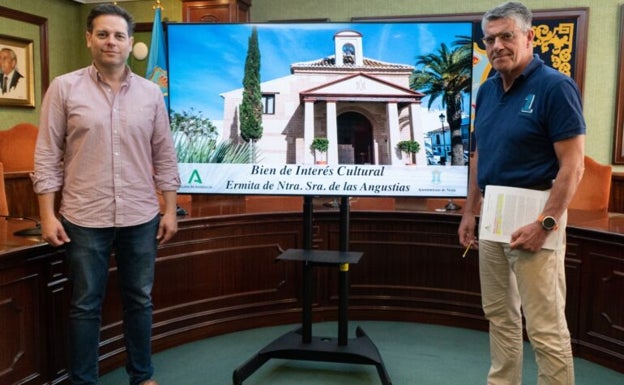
top-left (481, 31), bottom-right (516, 46)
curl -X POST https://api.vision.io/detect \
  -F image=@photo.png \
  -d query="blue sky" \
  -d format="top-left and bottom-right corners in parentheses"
top-left (167, 22), bottom-right (472, 120)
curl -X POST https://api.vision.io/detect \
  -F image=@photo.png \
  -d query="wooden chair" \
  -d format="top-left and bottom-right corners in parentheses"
top-left (568, 156), bottom-right (612, 212)
top-left (0, 122), bottom-right (38, 172)
top-left (0, 123), bottom-right (38, 218)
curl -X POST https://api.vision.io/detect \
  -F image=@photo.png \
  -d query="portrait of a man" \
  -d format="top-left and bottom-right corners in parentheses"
top-left (0, 35), bottom-right (35, 107)
top-left (1, 47), bottom-right (25, 99)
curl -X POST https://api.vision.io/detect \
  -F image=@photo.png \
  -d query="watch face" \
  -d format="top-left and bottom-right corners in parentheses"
top-left (542, 216), bottom-right (557, 230)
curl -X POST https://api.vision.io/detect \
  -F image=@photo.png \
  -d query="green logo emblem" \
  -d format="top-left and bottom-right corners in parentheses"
top-left (188, 169), bottom-right (202, 184)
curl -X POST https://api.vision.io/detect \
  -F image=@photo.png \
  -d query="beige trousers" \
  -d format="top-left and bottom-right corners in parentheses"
top-left (479, 226), bottom-right (574, 385)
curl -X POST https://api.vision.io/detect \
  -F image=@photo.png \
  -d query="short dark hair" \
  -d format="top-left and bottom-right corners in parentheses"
top-left (86, 4), bottom-right (135, 36)
top-left (482, 1), bottom-right (532, 33)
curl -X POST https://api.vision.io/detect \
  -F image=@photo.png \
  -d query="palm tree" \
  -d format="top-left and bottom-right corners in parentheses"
top-left (410, 40), bottom-right (471, 165)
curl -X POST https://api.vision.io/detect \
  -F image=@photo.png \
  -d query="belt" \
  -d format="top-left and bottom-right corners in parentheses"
top-left (480, 180), bottom-right (553, 195)
top-left (524, 180), bottom-right (553, 191)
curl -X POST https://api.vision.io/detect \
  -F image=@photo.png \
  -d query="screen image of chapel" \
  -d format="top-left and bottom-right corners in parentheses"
top-left (168, 22), bottom-right (472, 167)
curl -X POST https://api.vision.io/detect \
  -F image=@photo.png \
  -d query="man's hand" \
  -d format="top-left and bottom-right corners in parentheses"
top-left (509, 222), bottom-right (548, 252)
top-left (458, 214), bottom-right (479, 249)
top-left (40, 216), bottom-right (71, 247)
top-left (156, 212), bottom-right (178, 244)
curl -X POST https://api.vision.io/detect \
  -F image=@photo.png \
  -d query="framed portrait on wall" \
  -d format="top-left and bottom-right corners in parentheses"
top-left (613, 5), bottom-right (624, 164)
top-left (0, 34), bottom-right (35, 107)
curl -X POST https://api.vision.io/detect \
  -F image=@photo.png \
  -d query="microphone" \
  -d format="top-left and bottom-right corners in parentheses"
top-left (0, 215), bottom-right (42, 236)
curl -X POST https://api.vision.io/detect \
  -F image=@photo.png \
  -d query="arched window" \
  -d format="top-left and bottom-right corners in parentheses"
top-left (342, 43), bottom-right (355, 65)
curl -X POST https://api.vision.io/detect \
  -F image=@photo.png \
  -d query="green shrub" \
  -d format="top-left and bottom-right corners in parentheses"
top-left (311, 137), bottom-right (329, 153)
top-left (397, 140), bottom-right (421, 154)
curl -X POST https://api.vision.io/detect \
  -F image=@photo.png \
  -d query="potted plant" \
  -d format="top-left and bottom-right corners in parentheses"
top-left (397, 140), bottom-right (421, 165)
top-left (311, 137), bottom-right (329, 164)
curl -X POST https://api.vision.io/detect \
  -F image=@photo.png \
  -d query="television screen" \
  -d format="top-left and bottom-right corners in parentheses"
top-left (167, 21), bottom-right (473, 197)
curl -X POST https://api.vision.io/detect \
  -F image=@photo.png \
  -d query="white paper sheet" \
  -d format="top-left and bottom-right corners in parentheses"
top-left (479, 185), bottom-right (565, 250)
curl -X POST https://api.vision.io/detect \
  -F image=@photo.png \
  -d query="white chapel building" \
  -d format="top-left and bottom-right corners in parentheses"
top-left (220, 29), bottom-right (427, 166)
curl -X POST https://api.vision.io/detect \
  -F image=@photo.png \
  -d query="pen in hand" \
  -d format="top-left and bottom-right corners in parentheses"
top-left (462, 241), bottom-right (473, 258)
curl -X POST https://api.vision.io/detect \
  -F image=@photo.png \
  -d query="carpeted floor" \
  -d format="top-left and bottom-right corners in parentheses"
top-left (99, 321), bottom-right (624, 385)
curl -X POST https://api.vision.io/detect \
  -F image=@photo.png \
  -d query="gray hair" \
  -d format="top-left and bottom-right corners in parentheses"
top-left (481, 2), bottom-right (532, 33)
top-left (0, 48), bottom-right (17, 61)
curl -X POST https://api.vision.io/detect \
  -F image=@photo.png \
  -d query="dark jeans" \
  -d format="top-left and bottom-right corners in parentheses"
top-left (62, 215), bottom-right (160, 385)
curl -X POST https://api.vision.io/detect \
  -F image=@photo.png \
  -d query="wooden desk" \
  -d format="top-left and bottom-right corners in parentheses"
top-left (1, 200), bottom-right (623, 385)
top-left (0, 217), bottom-right (44, 251)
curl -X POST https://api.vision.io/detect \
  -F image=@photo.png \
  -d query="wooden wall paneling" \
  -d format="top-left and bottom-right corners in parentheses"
top-left (43, 252), bottom-right (70, 383)
top-left (0, 270), bottom-right (41, 385)
top-left (237, 1), bottom-right (251, 23)
top-left (613, 5), bottom-right (624, 164)
top-left (4, 172), bottom-right (39, 219)
top-left (0, 247), bottom-right (46, 385)
top-left (610, 173), bottom-right (624, 212)
top-left (2, 209), bottom-right (624, 384)
top-left (563, 238), bottom-right (582, 345)
top-left (188, 194), bottom-right (247, 216)
top-left (57, 209), bottom-right (624, 378)
top-left (333, 213), bottom-right (486, 329)
top-left (97, 213), bottom-right (305, 372)
top-left (181, 0), bottom-right (251, 23)
top-left (574, 234), bottom-right (624, 372)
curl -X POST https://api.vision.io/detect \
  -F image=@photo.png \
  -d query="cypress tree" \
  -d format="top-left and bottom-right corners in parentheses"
top-left (240, 27), bottom-right (263, 144)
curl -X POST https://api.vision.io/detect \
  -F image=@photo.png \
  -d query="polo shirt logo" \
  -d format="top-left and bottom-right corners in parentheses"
top-left (521, 94), bottom-right (535, 113)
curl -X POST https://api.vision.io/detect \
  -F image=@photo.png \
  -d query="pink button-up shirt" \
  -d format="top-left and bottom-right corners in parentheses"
top-left (32, 65), bottom-right (180, 227)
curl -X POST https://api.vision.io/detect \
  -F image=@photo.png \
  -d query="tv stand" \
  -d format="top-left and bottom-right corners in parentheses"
top-left (232, 196), bottom-right (392, 385)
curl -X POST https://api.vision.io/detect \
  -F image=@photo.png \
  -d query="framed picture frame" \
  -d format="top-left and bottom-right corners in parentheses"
top-left (0, 34), bottom-right (35, 107)
top-left (613, 5), bottom-right (624, 164)
top-left (0, 5), bottom-right (49, 109)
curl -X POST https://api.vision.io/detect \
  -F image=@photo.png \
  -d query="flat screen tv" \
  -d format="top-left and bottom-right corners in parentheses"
top-left (166, 21), bottom-right (473, 197)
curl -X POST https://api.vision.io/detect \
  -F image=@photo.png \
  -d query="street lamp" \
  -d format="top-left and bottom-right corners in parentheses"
top-left (439, 113), bottom-right (446, 165)
top-left (438, 112), bottom-right (460, 211)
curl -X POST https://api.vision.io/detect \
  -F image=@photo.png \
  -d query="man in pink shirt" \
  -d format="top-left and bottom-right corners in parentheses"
top-left (32, 4), bottom-right (179, 385)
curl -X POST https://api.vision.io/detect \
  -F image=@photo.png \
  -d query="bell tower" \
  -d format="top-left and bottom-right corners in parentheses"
top-left (334, 30), bottom-right (363, 66)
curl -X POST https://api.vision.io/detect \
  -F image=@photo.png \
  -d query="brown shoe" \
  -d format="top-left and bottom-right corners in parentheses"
top-left (140, 381), bottom-right (159, 385)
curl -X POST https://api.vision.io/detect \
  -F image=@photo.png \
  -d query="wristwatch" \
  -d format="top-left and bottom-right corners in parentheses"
top-left (538, 214), bottom-right (558, 231)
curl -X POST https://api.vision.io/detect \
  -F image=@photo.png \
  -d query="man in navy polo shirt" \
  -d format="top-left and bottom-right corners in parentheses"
top-left (458, 2), bottom-right (585, 385)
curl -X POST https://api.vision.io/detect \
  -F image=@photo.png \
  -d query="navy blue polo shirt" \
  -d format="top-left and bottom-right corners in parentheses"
top-left (474, 55), bottom-right (585, 191)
